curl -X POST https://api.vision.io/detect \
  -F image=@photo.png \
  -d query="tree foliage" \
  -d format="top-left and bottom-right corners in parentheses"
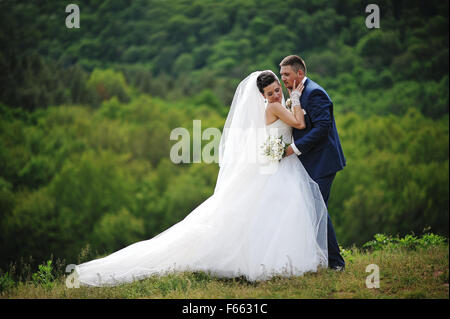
top-left (0, 0), bottom-right (448, 270)
top-left (0, 0), bottom-right (447, 116)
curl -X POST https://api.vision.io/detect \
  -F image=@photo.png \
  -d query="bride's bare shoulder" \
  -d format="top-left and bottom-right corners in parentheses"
top-left (265, 102), bottom-right (282, 124)
top-left (266, 102), bottom-right (285, 115)
top-left (266, 101), bottom-right (283, 110)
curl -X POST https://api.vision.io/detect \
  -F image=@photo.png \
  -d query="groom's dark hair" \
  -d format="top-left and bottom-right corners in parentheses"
top-left (279, 55), bottom-right (307, 74)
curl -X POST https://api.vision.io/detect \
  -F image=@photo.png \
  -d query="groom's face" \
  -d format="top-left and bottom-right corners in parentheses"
top-left (280, 65), bottom-right (302, 90)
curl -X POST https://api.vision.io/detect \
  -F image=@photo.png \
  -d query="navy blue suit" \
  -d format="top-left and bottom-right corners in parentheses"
top-left (292, 78), bottom-right (346, 268)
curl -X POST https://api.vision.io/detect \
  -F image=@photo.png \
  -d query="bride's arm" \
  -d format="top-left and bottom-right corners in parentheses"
top-left (267, 102), bottom-right (306, 130)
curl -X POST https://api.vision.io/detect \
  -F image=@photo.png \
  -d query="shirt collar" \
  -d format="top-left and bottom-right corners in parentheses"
top-left (301, 76), bottom-right (308, 85)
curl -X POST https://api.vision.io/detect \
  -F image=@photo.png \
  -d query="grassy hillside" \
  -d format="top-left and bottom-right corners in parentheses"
top-left (1, 234), bottom-right (448, 299)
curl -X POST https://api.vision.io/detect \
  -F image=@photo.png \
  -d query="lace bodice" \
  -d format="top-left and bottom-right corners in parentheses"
top-left (265, 119), bottom-right (293, 144)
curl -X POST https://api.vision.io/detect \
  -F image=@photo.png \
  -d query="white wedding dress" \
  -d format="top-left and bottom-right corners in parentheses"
top-left (74, 71), bottom-right (328, 287)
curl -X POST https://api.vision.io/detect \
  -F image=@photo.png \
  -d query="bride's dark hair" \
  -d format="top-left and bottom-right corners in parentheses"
top-left (256, 72), bottom-right (277, 94)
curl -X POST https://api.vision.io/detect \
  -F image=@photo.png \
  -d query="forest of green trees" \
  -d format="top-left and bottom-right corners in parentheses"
top-left (0, 0), bottom-right (448, 271)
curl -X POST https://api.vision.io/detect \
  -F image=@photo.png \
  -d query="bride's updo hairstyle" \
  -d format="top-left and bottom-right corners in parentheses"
top-left (256, 71), bottom-right (277, 94)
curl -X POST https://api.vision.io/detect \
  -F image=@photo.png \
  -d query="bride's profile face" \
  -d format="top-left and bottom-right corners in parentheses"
top-left (262, 81), bottom-right (282, 103)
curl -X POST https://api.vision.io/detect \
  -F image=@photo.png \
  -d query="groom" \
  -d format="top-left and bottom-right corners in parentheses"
top-left (280, 55), bottom-right (346, 270)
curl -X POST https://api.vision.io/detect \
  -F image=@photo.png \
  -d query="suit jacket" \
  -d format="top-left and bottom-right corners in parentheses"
top-left (292, 78), bottom-right (346, 180)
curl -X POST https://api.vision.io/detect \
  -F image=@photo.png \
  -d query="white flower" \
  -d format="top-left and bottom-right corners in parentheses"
top-left (285, 99), bottom-right (292, 110)
top-left (261, 135), bottom-right (286, 162)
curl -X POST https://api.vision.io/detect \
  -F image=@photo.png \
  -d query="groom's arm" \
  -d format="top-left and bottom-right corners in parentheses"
top-left (290, 90), bottom-right (332, 155)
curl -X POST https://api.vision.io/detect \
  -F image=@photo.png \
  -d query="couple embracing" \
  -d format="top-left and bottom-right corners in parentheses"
top-left (75, 55), bottom-right (346, 287)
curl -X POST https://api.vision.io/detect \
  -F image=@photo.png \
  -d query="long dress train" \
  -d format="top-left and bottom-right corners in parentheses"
top-left (74, 117), bottom-right (328, 287)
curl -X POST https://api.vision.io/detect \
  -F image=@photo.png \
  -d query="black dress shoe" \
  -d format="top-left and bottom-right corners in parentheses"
top-left (329, 265), bottom-right (345, 271)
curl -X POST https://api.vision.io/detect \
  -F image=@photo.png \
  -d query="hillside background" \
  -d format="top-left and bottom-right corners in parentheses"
top-left (0, 0), bottom-right (448, 271)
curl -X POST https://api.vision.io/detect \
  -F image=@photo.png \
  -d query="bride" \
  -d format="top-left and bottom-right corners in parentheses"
top-left (74, 71), bottom-right (328, 287)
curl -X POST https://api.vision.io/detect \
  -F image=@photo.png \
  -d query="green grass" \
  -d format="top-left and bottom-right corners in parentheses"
top-left (1, 235), bottom-right (448, 299)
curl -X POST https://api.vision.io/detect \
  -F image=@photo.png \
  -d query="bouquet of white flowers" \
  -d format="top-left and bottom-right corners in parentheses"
top-left (260, 135), bottom-right (289, 162)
